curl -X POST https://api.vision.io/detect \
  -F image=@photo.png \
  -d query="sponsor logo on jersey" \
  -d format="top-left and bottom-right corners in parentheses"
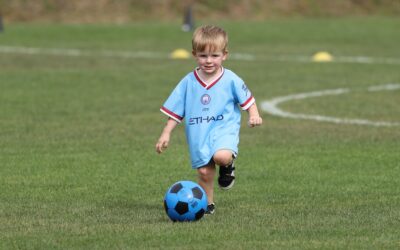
top-left (188, 115), bottom-right (224, 125)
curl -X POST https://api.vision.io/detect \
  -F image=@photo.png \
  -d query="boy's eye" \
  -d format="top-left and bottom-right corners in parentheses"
top-left (197, 53), bottom-right (222, 58)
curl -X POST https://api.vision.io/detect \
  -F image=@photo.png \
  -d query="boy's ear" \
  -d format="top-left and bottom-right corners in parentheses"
top-left (223, 51), bottom-right (228, 60)
top-left (192, 50), bottom-right (197, 56)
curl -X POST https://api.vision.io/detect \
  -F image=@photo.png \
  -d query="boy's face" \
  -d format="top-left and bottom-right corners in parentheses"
top-left (193, 48), bottom-right (227, 76)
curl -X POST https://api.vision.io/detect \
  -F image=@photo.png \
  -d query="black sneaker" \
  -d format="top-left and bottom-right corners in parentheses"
top-left (218, 162), bottom-right (235, 190)
top-left (205, 203), bottom-right (215, 215)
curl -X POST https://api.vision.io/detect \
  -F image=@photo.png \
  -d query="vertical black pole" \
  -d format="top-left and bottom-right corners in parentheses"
top-left (0, 14), bottom-right (3, 32)
top-left (182, 1), bottom-right (194, 32)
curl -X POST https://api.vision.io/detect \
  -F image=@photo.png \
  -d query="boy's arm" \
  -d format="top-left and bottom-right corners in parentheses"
top-left (247, 103), bottom-right (263, 127)
top-left (156, 118), bottom-right (179, 153)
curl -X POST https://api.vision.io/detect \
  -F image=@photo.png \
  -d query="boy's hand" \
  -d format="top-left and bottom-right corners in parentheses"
top-left (156, 118), bottom-right (178, 154)
top-left (248, 116), bottom-right (263, 127)
top-left (156, 133), bottom-right (170, 154)
top-left (246, 103), bottom-right (262, 128)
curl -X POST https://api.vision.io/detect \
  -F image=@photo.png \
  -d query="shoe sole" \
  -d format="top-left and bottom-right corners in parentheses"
top-left (219, 179), bottom-right (235, 190)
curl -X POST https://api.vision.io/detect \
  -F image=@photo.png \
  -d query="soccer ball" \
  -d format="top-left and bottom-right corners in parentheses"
top-left (163, 180), bottom-right (208, 222)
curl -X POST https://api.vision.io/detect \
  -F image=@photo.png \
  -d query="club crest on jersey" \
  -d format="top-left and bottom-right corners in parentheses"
top-left (201, 94), bottom-right (211, 105)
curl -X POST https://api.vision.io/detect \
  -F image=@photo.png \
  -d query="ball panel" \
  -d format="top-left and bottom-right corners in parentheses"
top-left (164, 192), bottom-right (179, 211)
top-left (166, 208), bottom-right (181, 222)
top-left (175, 201), bottom-right (189, 215)
top-left (170, 182), bottom-right (183, 193)
top-left (177, 188), bottom-right (193, 203)
top-left (195, 208), bottom-right (205, 220)
top-left (182, 211), bottom-right (195, 221)
top-left (191, 186), bottom-right (203, 199)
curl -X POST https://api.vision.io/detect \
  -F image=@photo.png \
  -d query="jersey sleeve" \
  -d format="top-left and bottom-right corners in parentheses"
top-left (233, 78), bottom-right (255, 110)
top-left (160, 79), bottom-right (187, 123)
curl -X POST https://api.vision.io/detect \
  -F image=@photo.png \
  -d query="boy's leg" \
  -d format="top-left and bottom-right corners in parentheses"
top-left (213, 150), bottom-right (235, 190)
top-left (213, 150), bottom-right (233, 166)
top-left (197, 161), bottom-right (216, 206)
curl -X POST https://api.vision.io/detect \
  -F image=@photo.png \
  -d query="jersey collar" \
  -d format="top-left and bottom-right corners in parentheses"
top-left (194, 67), bottom-right (225, 90)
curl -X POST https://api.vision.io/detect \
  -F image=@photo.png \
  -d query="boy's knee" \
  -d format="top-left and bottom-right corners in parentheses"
top-left (197, 166), bottom-right (215, 181)
top-left (198, 166), bottom-right (212, 176)
top-left (213, 150), bottom-right (233, 166)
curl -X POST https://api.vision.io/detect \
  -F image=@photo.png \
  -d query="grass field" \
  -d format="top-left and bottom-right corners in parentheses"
top-left (1, 17), bottom-right (399, 249)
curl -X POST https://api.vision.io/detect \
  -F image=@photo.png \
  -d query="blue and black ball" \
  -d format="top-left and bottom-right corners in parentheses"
top-left (164, 180), bottom-right (208, 222)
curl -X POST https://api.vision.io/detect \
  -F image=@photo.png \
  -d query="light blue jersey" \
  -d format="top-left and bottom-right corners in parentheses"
top-left (160, 67), bottom-right (255, 168)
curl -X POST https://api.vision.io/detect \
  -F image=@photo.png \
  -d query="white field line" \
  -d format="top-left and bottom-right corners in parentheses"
top-left (0, 45), bottom-right (165, 59)
top-left (368, 83), bottom-right (400, 92)
top-left (261, 84), bottom-right (400, 127)
top-left (1, 45), bottom-right (400, 64)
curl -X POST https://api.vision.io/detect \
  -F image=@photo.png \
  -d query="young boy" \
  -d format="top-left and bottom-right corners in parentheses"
top-left (156, 25), bottom-right (262, 214)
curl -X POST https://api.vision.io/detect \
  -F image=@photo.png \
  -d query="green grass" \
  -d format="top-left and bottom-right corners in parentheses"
top-left (1, 18), bottom-right (400, 249)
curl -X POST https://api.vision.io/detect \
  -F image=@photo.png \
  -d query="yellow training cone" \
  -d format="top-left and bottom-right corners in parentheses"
top-left (170, 49), bottom-right (191, 59)
top-left (312, 51), bottom-right (333, 62)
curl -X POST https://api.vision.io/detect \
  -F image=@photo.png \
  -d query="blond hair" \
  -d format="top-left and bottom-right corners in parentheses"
top-left (192, 25), bottom-right (228, 53)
